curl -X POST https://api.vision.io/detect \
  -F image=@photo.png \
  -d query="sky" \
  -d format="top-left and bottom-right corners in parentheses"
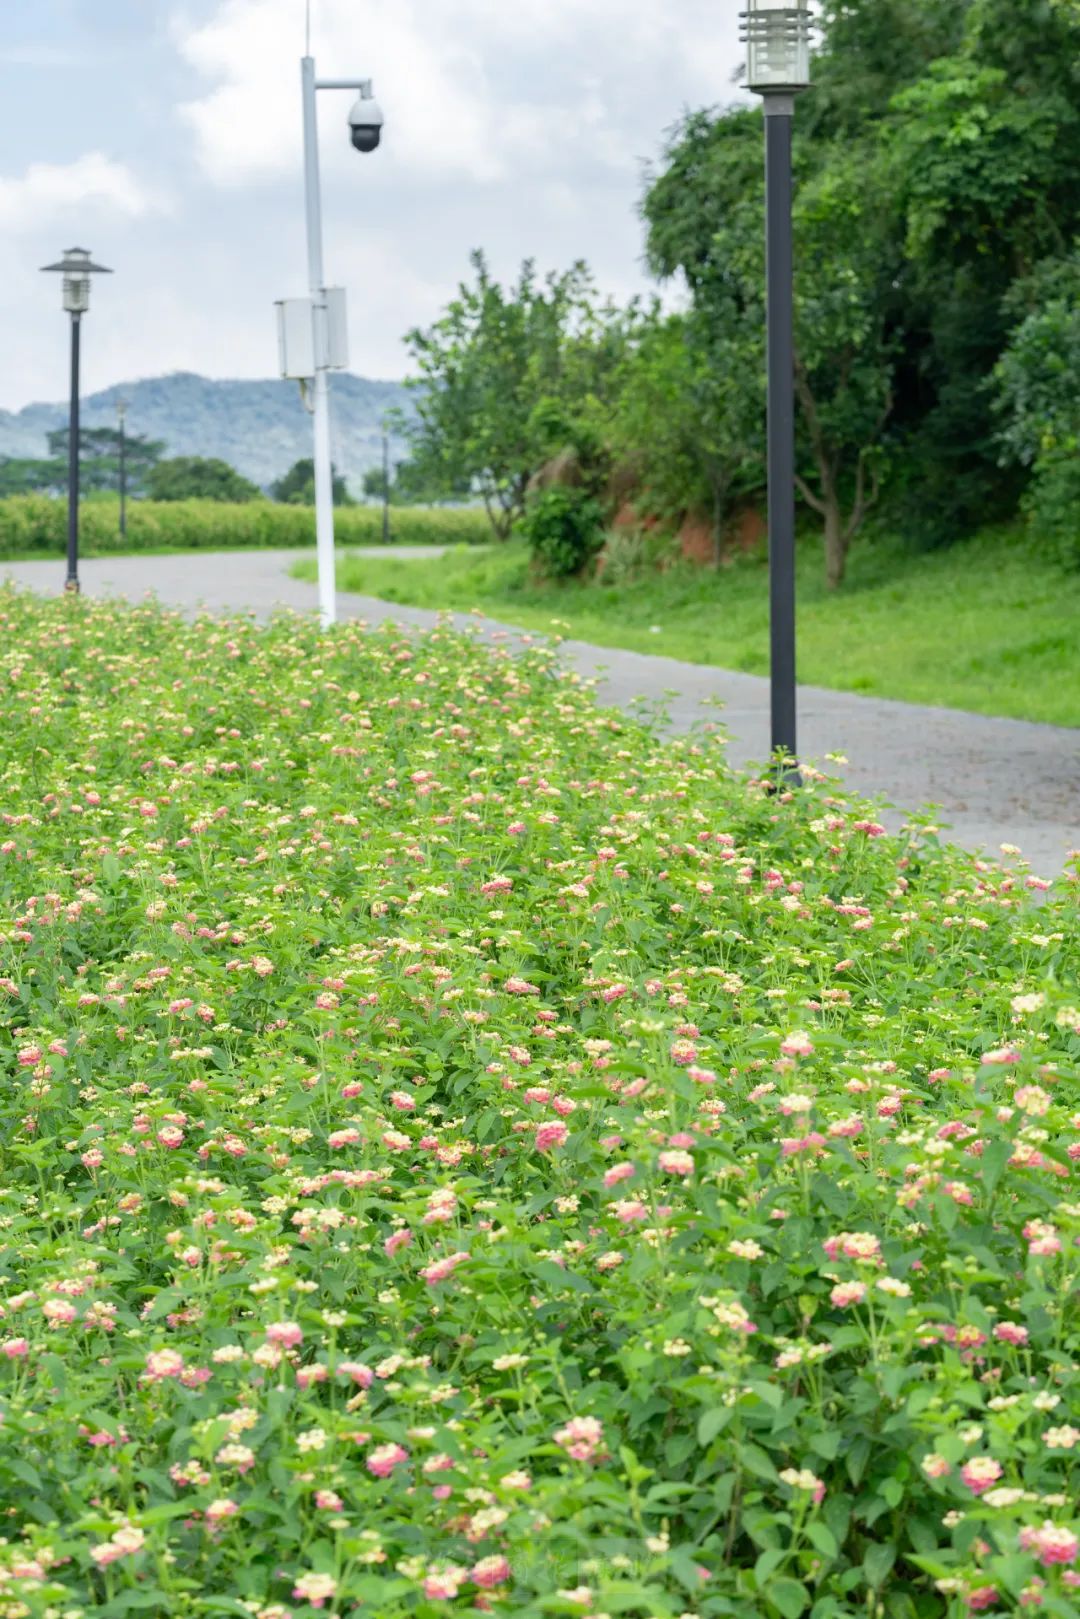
top-left (0, 0), bottom-right (747, 410)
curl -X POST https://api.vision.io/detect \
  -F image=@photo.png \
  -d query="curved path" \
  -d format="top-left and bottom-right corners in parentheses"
top-left (2, 548), bottom-right (1077, 875)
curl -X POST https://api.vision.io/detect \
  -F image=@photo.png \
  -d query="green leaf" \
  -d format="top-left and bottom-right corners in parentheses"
top-left (845, 1436), bottom-right (871, 1485)
top-left (698, 1407), bottom-right (731, 1446)
top-left (863, 1542), bottom-right (896, 1587)
top-left (738, 1441), bottom-right (779, 1482)
top-left (808, 1430), bottom-right (841, 1460)
top-left (806, 1522), bottom-right (839, 1559)
top-left (534, 1259), bottom-right (592, 1294)
top-left (981, 1137), bottom-right (1012, 1195)
top-left (768, 1577), bottom-right (809, 1618)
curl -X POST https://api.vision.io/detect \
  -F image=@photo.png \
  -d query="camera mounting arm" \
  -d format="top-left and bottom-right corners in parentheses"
top-left (315, 77), bottom-right (373, 92)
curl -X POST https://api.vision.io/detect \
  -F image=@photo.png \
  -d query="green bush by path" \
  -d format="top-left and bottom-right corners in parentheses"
top-left (0, 586), bottom-right (1076, 1617)
top-left (0, 494), bottom-right (491, 556)
top-left (301, 525), bottom-right (1080, 728)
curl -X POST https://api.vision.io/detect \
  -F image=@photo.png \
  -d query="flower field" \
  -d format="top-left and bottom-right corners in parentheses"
top-left (0, 587), bottom-right (1077, 1619)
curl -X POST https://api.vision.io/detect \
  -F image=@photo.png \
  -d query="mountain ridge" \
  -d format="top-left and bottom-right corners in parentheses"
top-left (0, 371), bottom-right (414, 491)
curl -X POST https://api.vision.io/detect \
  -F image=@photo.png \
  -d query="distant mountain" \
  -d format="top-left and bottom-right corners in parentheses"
top-left (0, 372), bottom-right (414, 492)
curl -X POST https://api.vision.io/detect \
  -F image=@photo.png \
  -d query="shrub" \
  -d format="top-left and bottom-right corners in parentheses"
top-left (1024, 451), bottom-right (1080, 571)
top-left (0, 589), bottom-right (1075, 1617)
top-left (0, 495), bottom-right (491, 556)
top-left (517, 486), bottom-right (605, 579)
top-left (995, 252), bottom-right (1080, 567)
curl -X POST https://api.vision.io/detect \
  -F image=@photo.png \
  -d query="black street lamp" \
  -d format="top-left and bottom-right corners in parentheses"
top-left (116, 397), bottom-right (129, 542)
top-left (40, 248), bottom-right (113, 593)
top-left (381, 427), bottom-right (392, 546)
top-left (741, 0), bottom-right (811, 775)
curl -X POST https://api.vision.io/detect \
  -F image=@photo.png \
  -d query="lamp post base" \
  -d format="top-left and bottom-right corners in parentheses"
top-left (766, 756), bottom-right (803, 794)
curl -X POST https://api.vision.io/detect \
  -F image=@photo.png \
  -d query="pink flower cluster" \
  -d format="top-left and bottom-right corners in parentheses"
top-left (554, 1415), bottom-right (605, 1463)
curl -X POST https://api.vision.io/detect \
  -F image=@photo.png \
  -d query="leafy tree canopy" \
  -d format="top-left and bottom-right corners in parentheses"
top-left (270, 458), bottom-right (351, 507)
top-left (146, 456), bottom-right (262, 503)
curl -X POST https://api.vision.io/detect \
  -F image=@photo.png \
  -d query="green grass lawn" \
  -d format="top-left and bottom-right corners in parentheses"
top-left (293, 525), bottom-right (1080, 727)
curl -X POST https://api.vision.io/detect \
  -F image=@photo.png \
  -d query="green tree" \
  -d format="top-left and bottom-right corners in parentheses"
top-left (0, 457), bottom-right (66, 497)
top-left (402, 250), bottom-right (623, 540)
top-left (644, 109), bottom-right (898, 586)
top-left (270, 458), bottom-right (351, 507)
top-left (47, 426), bottom-right (165, 496)
top-left (879, 0), bottom-right (1080, 537)
top-left (994, 249), bottom-right (1080, 566)
top-left (147, 456), bottom-right (262, 503)
top-left (611, 309), bottom-right (764, 555)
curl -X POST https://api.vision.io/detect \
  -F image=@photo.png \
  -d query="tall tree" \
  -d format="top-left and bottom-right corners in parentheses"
top-left (612, 308), bottom-right (764, 554)
top-left (880, 0), bottom-right (1080, 537)
top-left (47, 426), bottom-right (165, 496)
top-left (402, 251), bottom-right (622, 540)
top-left (270, 458), bottom-right (351, 507)
top-left (644, 109), bottom-right (900, 585)
top-left (994, 248), bottom-right (1080, 567)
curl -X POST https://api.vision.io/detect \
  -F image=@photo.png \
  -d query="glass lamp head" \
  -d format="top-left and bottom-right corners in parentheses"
top-left (740, 0), bottom-right (812, 93)
top-left (40, 247), bottom-right (113, 315)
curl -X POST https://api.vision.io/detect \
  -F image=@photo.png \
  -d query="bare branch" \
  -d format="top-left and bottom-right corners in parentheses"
top-left (794, 352), bottom-right (835, 494)
top-left (842, 450), bottom-right (883, 546)
top-left (795, 474), bottom-right (828, 516)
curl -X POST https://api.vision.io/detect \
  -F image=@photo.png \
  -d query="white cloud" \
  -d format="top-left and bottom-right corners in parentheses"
top-left (174, 0), bottom-right (745, 187)
top-left (0, 1), bottom-right (747, 407)
top-left (0, 154), bottom-right (162, 233)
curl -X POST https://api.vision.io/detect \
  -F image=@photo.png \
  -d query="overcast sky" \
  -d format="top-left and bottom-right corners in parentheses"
top-left (0, 0), bottom-right (747, 410)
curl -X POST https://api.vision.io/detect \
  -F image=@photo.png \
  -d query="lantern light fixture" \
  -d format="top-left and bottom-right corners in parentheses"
top-left (740, 0), bottom-right (812, 96)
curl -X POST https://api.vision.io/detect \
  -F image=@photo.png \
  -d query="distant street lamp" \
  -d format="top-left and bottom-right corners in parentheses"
top-left (276, 54), bottom-right (384, 628)
top-left (40, 247), bottom-right (113, 593)
top-left (381, 427), bottom-right (391, 546)
top-left (741, 0), bottom-right (811, 774)
top-left (116, 396), bottom-right (129, 542)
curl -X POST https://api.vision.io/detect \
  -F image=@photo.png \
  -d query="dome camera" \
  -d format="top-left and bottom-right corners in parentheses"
top-left (348, 92), bottom-right (384, 153)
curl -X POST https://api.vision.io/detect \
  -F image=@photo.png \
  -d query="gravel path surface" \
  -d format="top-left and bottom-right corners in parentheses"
top-left (3, 548), bottom-right (1077, 875)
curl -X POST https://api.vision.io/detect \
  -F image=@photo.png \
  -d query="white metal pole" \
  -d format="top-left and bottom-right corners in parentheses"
top-left (301, 54), bottom-right (337, 628)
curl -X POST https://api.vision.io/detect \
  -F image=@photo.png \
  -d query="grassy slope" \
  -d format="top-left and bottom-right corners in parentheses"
top-left (294, 525), bottom-right (1080, 728)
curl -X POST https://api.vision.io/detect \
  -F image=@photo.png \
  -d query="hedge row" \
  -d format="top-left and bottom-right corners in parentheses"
top-left (0, 496), bottom-right (492, 556)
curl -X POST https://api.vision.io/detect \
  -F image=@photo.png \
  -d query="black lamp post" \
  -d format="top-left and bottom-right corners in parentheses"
top-left (381, 427), bottom-right (391, 545)
top-left (40, 248), bottom-right (113, 593)
top-left (116, 396), bottom-right (129, 542)
top-left (741, 1), bottom-right (811, 774)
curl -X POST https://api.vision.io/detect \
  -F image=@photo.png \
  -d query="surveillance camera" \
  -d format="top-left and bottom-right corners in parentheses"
top-left (348, 92), bottom-right (384, 153)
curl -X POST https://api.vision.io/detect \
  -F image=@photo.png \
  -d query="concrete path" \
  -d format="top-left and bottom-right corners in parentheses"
top-left (2, 549), bottom-right (1077, 876)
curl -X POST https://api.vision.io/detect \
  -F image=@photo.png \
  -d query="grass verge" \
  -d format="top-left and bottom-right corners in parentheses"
top-left (293, 525), bottom-right (1080, 727)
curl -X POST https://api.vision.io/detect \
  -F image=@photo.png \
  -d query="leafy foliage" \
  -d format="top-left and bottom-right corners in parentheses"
top-left (402, 251), bottom-right (627, 540)
top-left (516, 486), bottom-right (605, 579)
top-left (0, 428), bottom-right (166, 500)
top-left (146, 455), bottom-right (262, 503)
top-left (0, 589), bottom-right (1075, 1616)
top-left (995, 251), bottom-right (1080, 567)
top-left (270, 457), bottom-right (352, 507)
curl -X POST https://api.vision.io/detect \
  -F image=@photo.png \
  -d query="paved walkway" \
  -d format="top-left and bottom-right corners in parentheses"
top-left (2, 549), bottom-right (1077, 875)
